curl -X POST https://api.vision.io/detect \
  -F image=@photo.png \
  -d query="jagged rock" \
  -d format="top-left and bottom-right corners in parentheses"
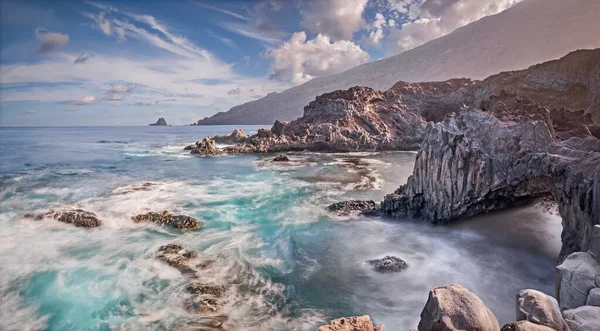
top-left (501, 321), bottom-right (555, 331)
top-left (562, 306), bottom-right (600, 331)
top-left (556, 252), bottom-right (600, 310)
top-left (367, 256), bottom-right (408, 273)
top-left (187, 283), bottom-right (225, 297)
top-left (417, 284), bottom-right (500, 331)
top-left (132, 210), bottom-right (201, 229)
top-left (272, 154), bottom-right (289, 162)
top-left (114, 182), bottom-right (154, 195)
top-left (150, 117), bottom-right (167, 126)
top-left (515, 289), bottom-right (569, 331)
top-left (586, 288), bottom-right (600, 307)
top-left (185, 137), bottom-right (222, 156)
top-left (587, 225), bottom-right (600, 260)
top-left (327, 200), bottom-right (379, 216)
top-left (157, 244), bottom-right (198, 273)
top-left (25, 209), bottom-right (102, 228)
top-left (212, 129), bottom-right (248, 145)
top-left (316, 315), bottom-right (383, 331)
top-left (382, 107), bottom-right (600, 259)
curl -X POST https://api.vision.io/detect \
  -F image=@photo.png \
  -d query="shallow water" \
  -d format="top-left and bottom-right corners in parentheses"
top-left (0, 126), bottom-right (562, 330)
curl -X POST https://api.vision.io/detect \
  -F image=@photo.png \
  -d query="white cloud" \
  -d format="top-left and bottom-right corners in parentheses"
top-left (269, 31), bottom-right (369, 85)
top-left (108, 84), bottom-right (136, 93)
top-left (61, 95), bottom-right (96, 105)
top-left (35, 28), bottom-right (69, 53)
top-left (301, 0), bottom-right (368, 41)
top-left (129, 100), bottom-right (159, 106)
top-left (387, 0), bottom-right (523, 53)
top-left (103, 93), bottom-right (124, 101)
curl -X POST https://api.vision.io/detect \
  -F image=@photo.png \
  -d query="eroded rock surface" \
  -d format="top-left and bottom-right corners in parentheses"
top-left (25, 209), bottom-right (102, 228)
top-left (327, 200), bottom-right (379, 216)
top-left (556, 252), bottom-right (600, 310)
top-left (562, 306), bottom-right (600, 331)
top-left (132, 210), bottom-right (201, 229)
top-left (417, 284), bottom-right (500, 331)
top-left (316, 315), bottom-right (383, 331)
top-left (501, 321), bottom-right (555, 331)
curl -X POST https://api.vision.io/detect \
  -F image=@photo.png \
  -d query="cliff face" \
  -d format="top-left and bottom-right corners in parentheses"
top-left (196, 0), bottom-right (600, 125)
top-left (381, 106), bottom-right (600, 258)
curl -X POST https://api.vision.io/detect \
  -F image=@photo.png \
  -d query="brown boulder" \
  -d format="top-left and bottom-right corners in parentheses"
top-left (317, 315), bottom-right (383, 331)
top-left (25, 208), bottom-right (102, 228)
top-left (132, 210), bottom-right (201, 229)
top-left (515, 289), bottom-right (569, 331)
top-left (501, 321), bottom-right (555, 331)
top-left (417, 284), bottom-right (499, 331)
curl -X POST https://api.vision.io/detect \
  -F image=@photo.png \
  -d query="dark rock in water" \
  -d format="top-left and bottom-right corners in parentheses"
top-left (367, 256), bottom-right (408, 273)
top-left (187, 282), bottom-right (225, 297)
top-left (328, 200), bottom-right (379, 216)
top-left (114, 182), bottom-right (154, 195)
top-left (316, 315), bottom-right (384, 331)
top-left (25, 209), bottom-right (102, 228)
top-left (272, 154), bottom-right (289, 162)
top-left (150, 117), bottom-right (167, 126)
top-left (132, 210), bottom-right (201, 229)
top-left (157, 244), bottom-right (198, 273)
top-left (418, 284), bottom-right (500, 331)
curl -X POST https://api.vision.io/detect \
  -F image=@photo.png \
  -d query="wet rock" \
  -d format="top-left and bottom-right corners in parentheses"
top-left (367, 256), bottom-right (408, 273)
top-left (316, 315), bottom-right (383, 331)
top-left (272, 154), bottom-right (290, 162)
top-left (25, 209), bottom-right (102, 228)
top-left (157, 244), bottom-right (198, 273)
top-left (586, 288), bottom-right (600, 307)
top-left (501, 321), bottom-right (555, 331)
top-left (187, 282), bottom-right (225, 297)
top-left (213, 129), bottom-right (248, 145)
top-left (132, 210), bottom-right (201, 229)
top-left (417, 284), bottom-right (500, 331)
top-left (114, 182), bottom-right (154, 195)
top-left (515, 289), bottom-right (569, 331)
top-left (327, 200), bottom-right (379, 216)
top-left (556, 252), bottom-right (600, 310)
top-left (562, 306), bottom-right (600, 331)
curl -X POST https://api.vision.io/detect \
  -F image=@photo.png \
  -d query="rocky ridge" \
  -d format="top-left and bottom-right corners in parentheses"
top-left (186, 49), bottom-right (600, 157)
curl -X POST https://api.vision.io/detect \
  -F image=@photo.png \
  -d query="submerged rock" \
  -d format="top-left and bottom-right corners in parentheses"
top-left (114, 182), bottom-right (154, 195)
top-left (272, 154), bottom-right (290, 162)
top-left (515, 289), bottom-right (569, 331)
top-left (187, 282), bottom-right (225, 297)
top-left (417, 284), bottom-right (500, 331)
top-left (157, 244), bottom-right (198, 273)
top-left (316, 315), bottom-right (383, 331)
top-left (327, 200), bottom-right (379, 216)
top-left (366, 256), bottom-right (408, 273)
top-left (25, 208), bottom-right (102, 228)
top-left (132, 210), bottom-right (201, 229)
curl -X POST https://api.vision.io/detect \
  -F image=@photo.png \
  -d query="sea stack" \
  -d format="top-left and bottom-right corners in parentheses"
top-left (150, 117), bottom-right (168, 126)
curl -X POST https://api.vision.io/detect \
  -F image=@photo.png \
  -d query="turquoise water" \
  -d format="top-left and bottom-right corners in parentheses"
top-left (0, 126), bottom-right (562, 330)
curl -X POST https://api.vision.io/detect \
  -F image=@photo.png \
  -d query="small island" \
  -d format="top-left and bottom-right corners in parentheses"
top-left (149, 117), bottom-right (168, 126)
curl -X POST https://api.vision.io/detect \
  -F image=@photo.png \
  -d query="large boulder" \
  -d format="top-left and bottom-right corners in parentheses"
top-left (316, 315), bottom-right (383, 331)
top-left (556, 252), bottom-right (600, 310)
top-left (501, 321), bottom-right (555, 331)
top-left (25, 208), bottom-right (102, 228)
top-left (562, 305), bottom-right (600, 331)
top-left (132, 210), bottom-right (202, 229)
top-left (515, 289), bottom-right (569, 331)
top-left (186, 137), bottom-right (221, 156)
top-left (417, 284), bottom-right (500, 331)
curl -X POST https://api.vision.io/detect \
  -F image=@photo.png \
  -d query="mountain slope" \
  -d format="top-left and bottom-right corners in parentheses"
top-left (197, 0), bottom-right (600, 125)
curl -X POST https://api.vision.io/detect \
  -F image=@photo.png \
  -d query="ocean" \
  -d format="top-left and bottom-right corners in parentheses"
top-left (0, 126), bottom-right (562, 330)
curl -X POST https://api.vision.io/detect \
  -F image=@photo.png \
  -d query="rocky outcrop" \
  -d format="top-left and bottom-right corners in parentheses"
top-left (316, 315), bottom-right (383, 331)
top-left (272, 154), bottom-right (289, 162)
top-left (381, 106), bottom-right (600, 258)
top-left (515, 289), bottom-right (569, 331)
top-left (366, 256), bottom-right (408, 273)
top-left (417, 284), bottom-right (500, 331)
top-left (132, 210), bottom-right (201, 229)
top-left (184, 137), bottom-right (221, 156)
top-left (562, 306), bottom-right (600, 331)
top-left (25, 208), bottom-right (102, 228)
top-left (157, 244), bottom-right (199, 274)
top-left (212, 129), bottom-right (248, 145)
top-left (556, 252), bottom-right (600, 310)
top-left (187, 49), bottom-right (599, 158)
top-left (327, 200), bottom-right (379, 216)
top-left (150, 117), bottom-right (167, 126)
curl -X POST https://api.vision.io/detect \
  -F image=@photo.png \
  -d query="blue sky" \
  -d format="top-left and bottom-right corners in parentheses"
top-left (0, 0), bottom-right (521, 126)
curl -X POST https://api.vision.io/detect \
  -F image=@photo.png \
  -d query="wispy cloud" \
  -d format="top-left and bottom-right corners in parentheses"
top-left (60, 95), bottom-right (97, 105)
top-left (205, 29), bottom-right (237, 48)
top-left (74, 53), bottom-right (95, 64)
top-left (35, 28), bottom-right (69, 53)
top-left (195, 3), bottom-right (247, 21)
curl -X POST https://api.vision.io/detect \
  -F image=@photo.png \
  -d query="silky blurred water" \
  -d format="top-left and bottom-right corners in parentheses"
top-left (0, 126), bottom-right (562, 330)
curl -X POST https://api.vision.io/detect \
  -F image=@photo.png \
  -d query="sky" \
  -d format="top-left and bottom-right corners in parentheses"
top-left (0, 0), bottom-right (522, 126)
